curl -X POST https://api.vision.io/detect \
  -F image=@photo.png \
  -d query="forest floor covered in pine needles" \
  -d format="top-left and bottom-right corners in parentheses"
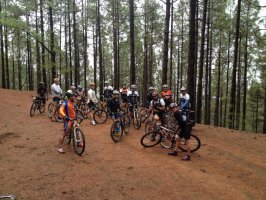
top-left (0, 88), bottom-right (265, 200)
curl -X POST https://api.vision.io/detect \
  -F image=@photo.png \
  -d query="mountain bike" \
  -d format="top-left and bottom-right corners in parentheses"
top-left (30, 96), bottom-right (45, 117)
top-left (47, 99), bottom-right (64, 122)
top-left (140, 122), bottom-right (201, 153)
top-left (129, 104), bottom-right (141, 129)
top-left (65, 119), bottom-right (86, 155)
top-left (110, 112), bottom-right (130, 143)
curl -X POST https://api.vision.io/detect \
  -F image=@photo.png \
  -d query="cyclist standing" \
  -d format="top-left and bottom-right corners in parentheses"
top-left (127, 84), bottom-right (139, 117)
top-left (108, 90), bottom-right (121, 120)
top-left (178, 86), bottom-right (190, 110)
top-left (104, 81), bottom-right (113, 101)
top-left (87, 83), bottom-right (97, 125)
top-left (161, 84), bottom-right (173, 109)
top-left (37, 82), bottom-right (48, 112)
top-left (58, 90), bottom-right (76, 154)
top-left (120, 83), bottom-right (128, 109)
top-left (51, 78), bottom-right (62, 121)
top-left (148, 91), bottom-right (166, 125)
top-left (168, 103), bottom-right (191, 161)
top-left (146, 86), bottom-right (155, 108)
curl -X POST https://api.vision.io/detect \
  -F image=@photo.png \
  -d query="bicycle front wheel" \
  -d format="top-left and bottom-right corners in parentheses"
top-left (123, 115), bottom-right (131, 135)
top-left (145, 120), bottom-right (155, 133)
top-left (133, 112), bottom-right (141, 129)
top-left (110, 123), bottom-right (123, 143)
top-left (140, 109), bottom-right (149, 123)
top-left (30, 103), bottom-right (36, 117)
top-left (178, 134), bottom-right (201, 153)
top-left (73, 128), bottom-right (86, 155)
top-left (140, 131), bottom-right (162, 147)
top-left (47, 103), bottom-right (53, 118)
top-left (93, 109), bottom-right (108, 124)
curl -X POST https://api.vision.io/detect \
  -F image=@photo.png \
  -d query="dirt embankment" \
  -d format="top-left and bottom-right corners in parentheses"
top-left (0, 88), bottom-right (265, 200)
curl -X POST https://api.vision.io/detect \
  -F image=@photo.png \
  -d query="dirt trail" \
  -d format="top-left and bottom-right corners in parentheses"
top-left (0, 88), bottom-right (265, 200)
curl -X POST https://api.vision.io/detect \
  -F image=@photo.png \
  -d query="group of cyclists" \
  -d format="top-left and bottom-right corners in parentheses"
top-left (35, 78), bottom-right (193, 161)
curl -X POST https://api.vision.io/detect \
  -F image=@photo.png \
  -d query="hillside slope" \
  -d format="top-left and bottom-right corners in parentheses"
top-left (0, 88), bottom-right (265, 200)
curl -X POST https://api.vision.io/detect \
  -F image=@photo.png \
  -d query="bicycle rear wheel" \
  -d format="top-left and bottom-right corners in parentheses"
top-left (30, 103), bottom-right (36, 117)
top-left (140, 131), bottom-right (162, 147)
top-left (160, 133), bottom-right (176, 149)
top-left (93, 109), bottom-right (108, 124)
top-left (75, 110), bottom-right (84, 124)
top-left (178, 134), bottom-right (201, 153)
top-left (140, 109), bottom-right (149, 123)
top-left (55, 108), bottom-right (64, 123)
top-left (47, 103), bottom-right (53, 118)
top-left (110, 122), bottom-right (123, 143)
top-left (73, 128), bottom-right (85, 155)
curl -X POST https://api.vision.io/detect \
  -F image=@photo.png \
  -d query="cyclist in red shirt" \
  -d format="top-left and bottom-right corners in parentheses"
top-left (161, 84), bottom-right (173, 109)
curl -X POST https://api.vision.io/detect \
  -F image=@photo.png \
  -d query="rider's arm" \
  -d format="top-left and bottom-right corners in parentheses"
top-left (59, 103), bottom-right (66, 118)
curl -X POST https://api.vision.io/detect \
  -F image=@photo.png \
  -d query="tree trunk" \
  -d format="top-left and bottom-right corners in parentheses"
top-left (4, 26), bottom-right (9, 89)
top-left (235, 35), bottom-right (242, 130)
top-left (242, 5), bottom-right (250, 131)
top-left (113, 0), bottom-right (118, 89)
top-left (49, 0), bottom-right (56, 80)
top-left (17, 29), bottom-right (22, 90)
top-left (169, 0), bottom-right (174, 90)
top-left (97, 0), bottom-right (104, 97)
top-left (187, 0), bottom-right (197, 118)
top-left (93, 24), bottom-right (97, 91)
top-left (68, 0), bottom-right (73, 85)
top-left (263, 67), bottom-right (266, 133)
top-left (161, 0), bottom-right (170, 85)
top-left (196, 0), bottom-right (208, 123)
top-left (142, 2), bottom-right (148, 106)
top-left (204, 1), bottom-right (210, 124)
top-left (82, 0), bottom-right (88, 92)
top-left (229, 0), bottom-right (242, 129)
top-left (223, 33), bottom-right (231, 127)
top-left (64, 1), bottom-right (69, 92)
top-left (207, 22), bottom-right (213, 125)
top-left (214, 37), bottom-right (222, 126)
top-left (73, 0), bottom-right (80, 86)
top-left (26, 9), bottom-right (33, 91)
top-left (0, 2), bottom-right (6, 89)
top-left (129, 0), bottom-right (135, 84)
top-left (35, 0), bottom-right (41, 84)
top-left (12, 38), bottom-right (15, 89)
top-left (40, 0), bottom-right (47, 85)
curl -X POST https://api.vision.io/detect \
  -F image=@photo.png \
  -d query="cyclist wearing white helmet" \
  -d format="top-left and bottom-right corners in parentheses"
top-left (146, 86), bottom-right (155, 108)
top-left (58, 90), bottom-right (76, 154)
top-left (104, 81), bottom-right (114, 100)
top-left (75, 85), bottom-right (84, 101)
top-left (168, 102), bottom-right (191, 161)
top-left (148, 91), bottom-right (166, 125)
top-left (127, 84), bottom-right (139, 117)
top-left (108, 90), bottom-right (121, 119)
top-left (178, 86), bottom-right (190, 110)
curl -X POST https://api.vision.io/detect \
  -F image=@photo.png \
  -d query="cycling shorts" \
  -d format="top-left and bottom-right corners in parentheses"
top-left (178, 123), bottom-right (191, 140)
top-left (63, 120), bottom-right (74, 133)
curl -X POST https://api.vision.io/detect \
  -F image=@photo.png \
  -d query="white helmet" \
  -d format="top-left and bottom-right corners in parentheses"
top-left (180, 86), bottom-right (186, 91)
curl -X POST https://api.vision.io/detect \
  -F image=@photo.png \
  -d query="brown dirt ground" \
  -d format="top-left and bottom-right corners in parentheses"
top-left (0, 88), bottom-right (266, 200)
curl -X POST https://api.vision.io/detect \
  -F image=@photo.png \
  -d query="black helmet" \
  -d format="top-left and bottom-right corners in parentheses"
top-left (66, 90), bottom-right (74, 98)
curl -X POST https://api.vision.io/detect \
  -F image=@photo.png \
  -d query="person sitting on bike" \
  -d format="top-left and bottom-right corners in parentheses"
top-left (58, 90), bottom-right (76, 154)
top-left (37, 82), bottom-right (48, 112)
top-left (120, 83), bottom-right (128, 108)
top-left (161, 84), bottom-right (173, 109)
top-left (75, 85), bottom-right (84, 101)
top-left (87, 82), bottom-right (97, 125)
top-left (108, 90), bottom-right (121, 120)
top-left (146, 86), bottom-right (155, 108)
top-left (178, 86), bottom-right (190, 110)
top-left (127, 84), bottom-right (139, 118)
top-left (104, 81), bottom-right (113, 100)
top-left (168, 103), bottom-right (191, 161)
top-left (51, 78), bottom-right (62, 121)
top-left (148, 91), bottom-right (166, 125)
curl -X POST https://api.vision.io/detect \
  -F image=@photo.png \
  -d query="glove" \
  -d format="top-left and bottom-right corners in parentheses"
top-left (64, 116), bottom-right (70, 121)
